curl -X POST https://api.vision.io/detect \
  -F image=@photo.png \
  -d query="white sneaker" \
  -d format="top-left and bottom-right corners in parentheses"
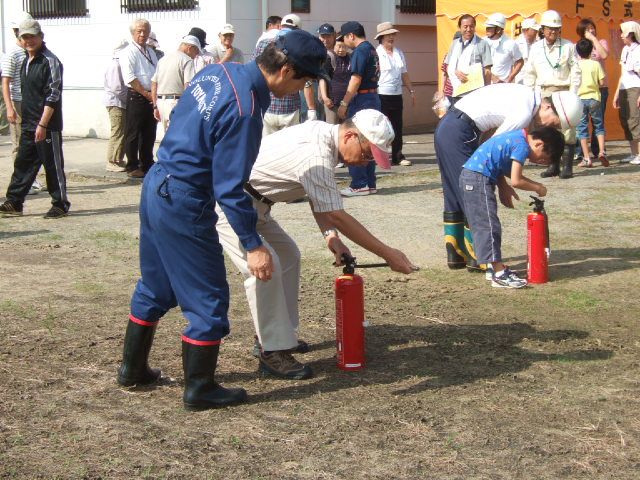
top-left (340, 186), bottom-right (370, 197)
top-left (335, 162), bottom-right (345, 168)
top-left (620, 154), bottom-right (637, 163)
top-left (399, 159), bottom-right (412, 166)
top-left (630, 156), bottom-right (640, 165)
top-left (106, 162), bottom-right (127, 172)
top-left (27, 180), bottom-right (45, 195)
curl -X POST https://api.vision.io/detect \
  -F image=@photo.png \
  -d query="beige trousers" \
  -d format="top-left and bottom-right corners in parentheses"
top-left (262, 110), bottom-right (300, 137)
top-left (106, 106), bottom-right (126, 165)
top-left (215, 200), bottom-right (300, 351)
top-left (9, 101), bottom-right (21, 159)
top-left (156, 97), bottom-right (179, 133)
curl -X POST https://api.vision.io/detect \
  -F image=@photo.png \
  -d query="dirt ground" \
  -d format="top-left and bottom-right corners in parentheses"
top-left (1, 145), bottom-right (639, 479)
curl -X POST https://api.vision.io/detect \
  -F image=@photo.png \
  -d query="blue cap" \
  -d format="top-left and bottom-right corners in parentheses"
top-left (318, 23), bottom-right (335, 35)
top-left (275, 29), bottom-right (330, 82)
top-left (337, 21), bottom-right (365, 40)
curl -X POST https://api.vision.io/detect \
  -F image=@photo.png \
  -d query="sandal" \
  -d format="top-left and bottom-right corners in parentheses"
top-left (578, 158), bottom-right (593, 168)
top-left (598, 153), bottom-right (609, 167)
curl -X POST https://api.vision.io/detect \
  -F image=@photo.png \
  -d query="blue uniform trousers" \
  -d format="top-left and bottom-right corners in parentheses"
top-left (434, 110), bottom-right (480, 213)
top-left (130, 164), bottom-right (230, 344)
top-left (347, 93), bottom-right (382, 189)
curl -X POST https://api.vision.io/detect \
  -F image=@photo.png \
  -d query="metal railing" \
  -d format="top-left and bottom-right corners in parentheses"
top-left (398, 0), bottom-right (435, 14)
top-left (120, 0), bottom-right (199, 13)
top-left (23, 0), bottom-right (88, 19)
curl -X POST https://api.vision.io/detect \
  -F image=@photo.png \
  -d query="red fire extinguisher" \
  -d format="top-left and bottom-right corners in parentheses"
top-left (527, 196), bottom-right (550, 284)
top-left (334, 254), bottom-right (387, 371)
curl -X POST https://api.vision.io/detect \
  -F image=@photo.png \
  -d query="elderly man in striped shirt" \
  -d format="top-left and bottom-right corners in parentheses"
top-left (216, 109), bottom-right (418, 380)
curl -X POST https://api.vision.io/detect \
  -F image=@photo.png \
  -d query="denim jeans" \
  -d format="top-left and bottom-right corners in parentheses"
top-left (347, 93), bottom-right (382, 189)
top-left (577, 98), bottom-right (605, 140)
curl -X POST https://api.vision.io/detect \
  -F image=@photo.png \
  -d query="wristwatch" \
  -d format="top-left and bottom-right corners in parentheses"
top-left (322, 228), bottom-right (338, 238)
top-left (339, 100), bottom-right (348, 107)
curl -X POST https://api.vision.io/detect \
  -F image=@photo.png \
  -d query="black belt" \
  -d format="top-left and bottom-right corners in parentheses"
top-left (157, 94), bottom-right (181, 99)
top-left (449, 106), bottom-right (480, 133)
top-left (244, 182), bottom-right (274, 206)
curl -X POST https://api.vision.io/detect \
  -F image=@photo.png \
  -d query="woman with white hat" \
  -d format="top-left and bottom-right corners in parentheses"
top-left (375, 22), bottom-right (415, 166)
top-left (613, 21), bottom-right (640, 164)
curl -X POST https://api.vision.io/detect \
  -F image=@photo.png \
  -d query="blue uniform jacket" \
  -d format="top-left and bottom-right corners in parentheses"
top-left (156, 61), bottom-right (270, 251)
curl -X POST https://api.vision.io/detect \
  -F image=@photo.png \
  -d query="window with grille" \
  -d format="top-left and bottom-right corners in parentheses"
top-left (120, 0), bottom-right (199, 13)
top-left (398, 0), bottom-right (435, 14)
top-left (23, 0), bottom-right (88, 19)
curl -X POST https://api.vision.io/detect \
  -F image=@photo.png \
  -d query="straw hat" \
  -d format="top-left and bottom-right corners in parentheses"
top-left (375, 22), bottom-right (399, 39)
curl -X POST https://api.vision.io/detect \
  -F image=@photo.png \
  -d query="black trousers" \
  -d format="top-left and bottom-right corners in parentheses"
top-left (6, 128), bottom-right (69, 211)
top-left (124, 89), bottom-right (157, 172)
top-left (379, 94), bottom-right (403, 162)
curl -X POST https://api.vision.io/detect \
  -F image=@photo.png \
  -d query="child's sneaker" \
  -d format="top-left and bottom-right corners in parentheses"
top-left (630, 155), bottom-right (640, 165)
top-left (340, 186), bottom-right (370, 197)
top-left (491, 268), bottom-right (527, 289)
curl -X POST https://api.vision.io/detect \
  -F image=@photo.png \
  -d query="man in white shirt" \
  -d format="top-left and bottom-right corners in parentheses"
top-left (255, 15), bottom-right (281, 47)
top-left (215, 110), bottom-right (417, 380)
top-left (151, 35), bottom-right (200, 132)
top-left (119, 18), bottom-right (158, 178)
top-left (523, 10), bottom-right (581, 178)
top-left (514, 18), bottom-right (540, 84)
top-left (434, 83), bottom-right (581, 271)
top-left (484, 13), bottom-right (524, 84)
top-left (209, 24), bottom-right (244, 64)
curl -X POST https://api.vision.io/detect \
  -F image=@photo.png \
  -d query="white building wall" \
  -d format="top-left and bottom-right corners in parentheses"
top-left (1, 0), bottom-right (437, 138)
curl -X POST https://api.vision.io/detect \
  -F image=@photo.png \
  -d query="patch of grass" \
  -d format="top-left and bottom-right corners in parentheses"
top-left (41, 299), bottom-right (57, 334)
top-left (0, 300), bottom-right (37, 321)
top-left (72, 281), bottom-right (106, 295)
top-left (87, 230), bottom-right (136, 249)
top-left (561, 291), bottom-right (604, 311)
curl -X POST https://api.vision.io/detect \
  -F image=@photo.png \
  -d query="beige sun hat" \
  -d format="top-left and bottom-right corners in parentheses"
top-left (375, 22), bottom-right (399, 39)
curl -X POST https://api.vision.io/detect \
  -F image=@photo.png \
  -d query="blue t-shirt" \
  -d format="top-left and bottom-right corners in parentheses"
top-left (350, 40), bottom-right (379, 90)
top-left (463, 129), bottom-right (529, 183)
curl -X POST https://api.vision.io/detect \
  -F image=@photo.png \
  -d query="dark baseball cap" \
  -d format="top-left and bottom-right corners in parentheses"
top-left (188, 27), bottom-right (207, 47)
top-left (337, 21), bottom-right (365, 40)
top-left (275, 30), bottom-right (330, 82)
top-left (318, 23), bottom-right (335, 35)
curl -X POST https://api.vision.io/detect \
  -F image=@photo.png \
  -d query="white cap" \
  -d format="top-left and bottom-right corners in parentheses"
top-left (11, 11), bottom-right (32, 28)
top-left (182, 35), bottom-right (203, 53)
top-left (486, 13), bottom-right (506, 29)
top-left (282, 14), bottom-right (301, 29)
top-left (147, 32), bottom-right (159, 48)
top-left (551, 91), bottom-right (582, 130)
top-left (220, 23), bottom-right (235, 35)
top-left (351, 109), bottom-right (395, 170)
top-left (113, 39), bottom-right (129, 56)
top-left (540, 10), bottom-right (562, 28)
top-left (521, 18), bottom-right (540, 31)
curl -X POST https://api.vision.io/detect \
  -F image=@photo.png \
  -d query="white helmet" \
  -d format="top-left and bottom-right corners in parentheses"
top-left (486, 13), bottom-right (506, 30)
top-left (551, 91), bottom-right (582, 130)
top-left (10, 11), bottom-right (33, 28)
top-left (540, 10), bottom-right (562, 28)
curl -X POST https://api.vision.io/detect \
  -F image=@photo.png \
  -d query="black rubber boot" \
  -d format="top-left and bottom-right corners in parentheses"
top-left (540, 157), bottom-right (560, 178)
top-left (559, 144), bottom-right (575, 179)
top-left (182, 342), bottom-right (247, 411)
top-left (117, 319), bottom-right (161, 386)
top-left (443, 211), bottom-right (467, 269)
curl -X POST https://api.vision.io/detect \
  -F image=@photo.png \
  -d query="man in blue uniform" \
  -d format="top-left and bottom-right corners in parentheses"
top-left (335, 21), bottom-right (382, 197)
top-left (116, 30), bottom-right (329, 411)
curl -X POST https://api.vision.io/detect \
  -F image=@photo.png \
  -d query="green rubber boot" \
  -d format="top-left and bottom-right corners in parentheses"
top-left (463, 221), bottom-right (488, 274)
top-left (443, 211), bottom-right (467, 269)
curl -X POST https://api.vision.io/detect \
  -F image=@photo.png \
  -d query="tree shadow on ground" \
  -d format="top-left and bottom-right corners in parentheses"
top-left (506, 247), bottom-right (640, 281)
top-left (216, 322), bottom-right (611, 403)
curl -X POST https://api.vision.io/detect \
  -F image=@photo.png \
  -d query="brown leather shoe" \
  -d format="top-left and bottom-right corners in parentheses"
top-left (127, 168), bottom-right (145, 178)
top-left (259, 350), bottom-right (313, 380)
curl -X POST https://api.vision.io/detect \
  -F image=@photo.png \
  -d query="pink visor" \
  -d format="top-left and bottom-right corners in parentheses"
top-left (370, 143), bottom-right (392, 170)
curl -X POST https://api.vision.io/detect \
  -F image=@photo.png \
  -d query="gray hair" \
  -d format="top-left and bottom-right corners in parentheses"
top-left (130, 18), bottom-right (151, 34)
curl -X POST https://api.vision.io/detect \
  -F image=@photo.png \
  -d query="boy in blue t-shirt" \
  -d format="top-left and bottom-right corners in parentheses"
top-left (459, 127), bottom-right (564, 288)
